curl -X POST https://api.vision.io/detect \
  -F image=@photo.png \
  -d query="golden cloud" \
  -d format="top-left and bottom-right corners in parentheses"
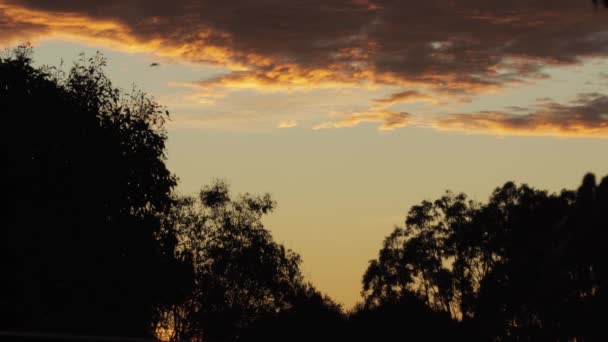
top-left (2, 0), bottom-right (608, 95)
top-left (313, 110), bottom-right (411, 131)
top-left (432, 94), bottom-right (608, 137)
top-left (373, 90), bottom-right (435, 105)
top-left (278, 120), bottom-right (298, 128)
top-left (309, 93), bottom-right (608, 137)
top-left (0, 2), bottom-right (268, 69)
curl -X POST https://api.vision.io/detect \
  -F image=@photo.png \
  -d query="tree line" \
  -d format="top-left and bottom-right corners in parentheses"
top-left (1, 45), bottom-right (606, 341)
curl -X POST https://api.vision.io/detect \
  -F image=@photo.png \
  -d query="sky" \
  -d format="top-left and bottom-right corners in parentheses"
top-left (1, 0), bottom-right (607, 308)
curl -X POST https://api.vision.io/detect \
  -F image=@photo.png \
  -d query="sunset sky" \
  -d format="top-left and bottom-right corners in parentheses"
top-left (1, 0), bottom-right (607, 308)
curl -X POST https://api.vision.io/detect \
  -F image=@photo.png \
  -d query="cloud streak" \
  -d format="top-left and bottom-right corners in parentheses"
top-left (278, 120), bottom-right (298, 129)
top-left (373, 90), bottom-right (434, 105)
top-left (309, 93), bottom-right (608, 137)
top-left (433, 93), bottom-right (608, 137)
top-left (313, 110), bottom-right (411, 131)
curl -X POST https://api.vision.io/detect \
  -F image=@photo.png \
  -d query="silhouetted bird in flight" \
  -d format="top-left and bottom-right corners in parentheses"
top-left (150, 62), bottom-right (160, 67)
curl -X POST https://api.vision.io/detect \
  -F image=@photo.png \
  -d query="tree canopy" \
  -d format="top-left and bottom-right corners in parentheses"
top-left (363, 173), bottom-right (608, 341)
top-left (0, 44), bottom-right (187, 338)
top-left (158, 181), bottom-right (315, 341)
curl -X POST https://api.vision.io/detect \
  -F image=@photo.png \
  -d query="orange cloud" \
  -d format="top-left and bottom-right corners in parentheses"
top-left (0, 2), bottom-right (268, 69)
top-left (193, 64), bottom-right (371, 90)
top-left (2, 0), bottom-right (607, 96)
top-left (373, 90), bottom-right (434, 105)
top-left (313, 110), bottom-right (411, 131)
top-left (310, 93), bottom-right (608, 137)
top-left (432, 93), bottom-right (608, 138)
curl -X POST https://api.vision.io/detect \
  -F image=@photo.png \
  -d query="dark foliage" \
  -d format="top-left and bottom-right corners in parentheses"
top-left (347, 294), bottom-right (468, 342)
top-left (364, 173), bottom-right (608, 341)
top-left (158, 181), bottom-right (312, 341)
top-left (240, 285), bottom-right (345, 342)
top-left (0, 45), bottom-right (189, 338)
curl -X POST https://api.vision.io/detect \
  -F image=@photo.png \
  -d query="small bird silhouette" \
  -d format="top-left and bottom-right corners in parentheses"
top-left (150, 62), bottom-right (160, 67)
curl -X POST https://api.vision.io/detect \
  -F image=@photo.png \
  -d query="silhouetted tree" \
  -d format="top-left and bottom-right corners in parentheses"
top-left (240, 284), bottom-right (345, 342)
top-left (364, 173), bottom-right (607, 341)
top-left (362, 191), bottom-right (478, 320)
top-left (160, 181), bottom-right (309, 341)
top-left (469, 182), bottom-right (574, 341)
top-left (0, 45), bottom-right (190, 338)
top-left (347, 294), bottom-right (467, 342)
top-left (548, 174), bottom-right (608, 341)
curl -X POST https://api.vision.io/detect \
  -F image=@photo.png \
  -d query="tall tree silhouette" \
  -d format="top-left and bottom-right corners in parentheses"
top-left (469, 182), bottom-right (574, 340)
top-left (159, 181), bottom-right (311, 341)
top-left (548, 174), bottom-right (608, 340)
top-left (362, 191), bottom-right (478, 319)
top-left (0, 45), bottom-right (190, 338)
top-left (363, 173), bottom-right (608, 341)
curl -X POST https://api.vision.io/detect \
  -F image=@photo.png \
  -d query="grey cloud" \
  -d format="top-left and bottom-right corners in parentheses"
top-left (2, 0), bottom-right (607, 90)
top-left (434, 93), bottom-right (608, 136)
